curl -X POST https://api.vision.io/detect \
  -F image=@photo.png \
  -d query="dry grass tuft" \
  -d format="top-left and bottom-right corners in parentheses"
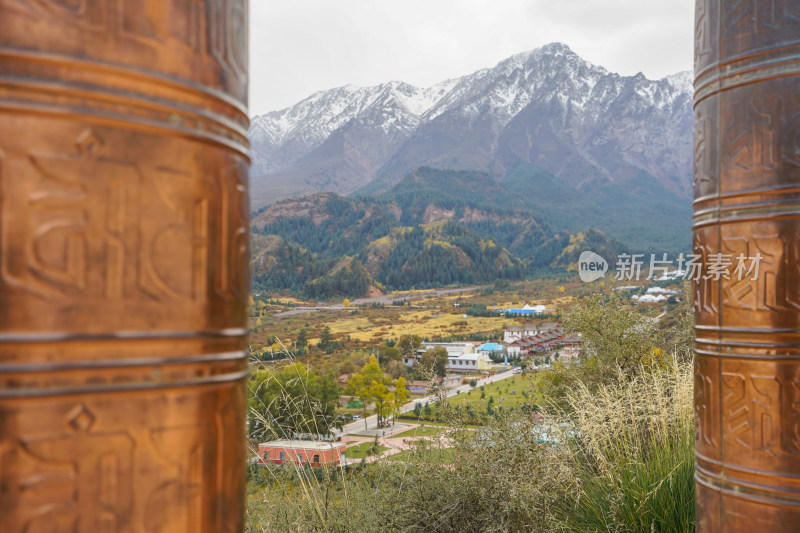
top-left (557, 356), bottom-right (694, 532)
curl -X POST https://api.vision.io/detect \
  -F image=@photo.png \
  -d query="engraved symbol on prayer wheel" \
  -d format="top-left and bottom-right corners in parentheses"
top-left (0, 1), bottom-right (250, 531)
top-left (693, 1), bottom-right (800, 530)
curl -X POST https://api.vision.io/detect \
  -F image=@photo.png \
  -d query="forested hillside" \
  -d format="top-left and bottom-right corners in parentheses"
top-left (251, 169), bottom-right (627, 299)
top-left (249, 43), bottom-right (693, 296)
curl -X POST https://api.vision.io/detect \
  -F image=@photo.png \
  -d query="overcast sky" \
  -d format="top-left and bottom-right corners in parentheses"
top-left (249, 0), bottom-right (694, 116)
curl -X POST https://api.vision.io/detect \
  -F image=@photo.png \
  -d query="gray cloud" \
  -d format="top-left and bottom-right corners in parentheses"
top-left (248, 0), bottom-right (693, 116)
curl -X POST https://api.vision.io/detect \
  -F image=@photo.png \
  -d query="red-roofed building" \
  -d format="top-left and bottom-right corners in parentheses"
top-left (507, 325), bottom-right (569, 357)
top-left (258, 440), bottom-right (348, 467)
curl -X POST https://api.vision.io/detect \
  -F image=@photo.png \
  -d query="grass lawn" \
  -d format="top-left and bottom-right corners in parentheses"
top-left (391, 425), bottom-right (453, 439)
top-left (345, 443), bottom-right (388, 460)
top-left (396, 414), bottom-right (485, 429)
top-left (447, 373), bottom-right (538, 409)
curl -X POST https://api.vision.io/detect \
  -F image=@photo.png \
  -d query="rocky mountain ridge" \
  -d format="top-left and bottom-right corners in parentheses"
top-left (249, 43), bottom-right (693, 209)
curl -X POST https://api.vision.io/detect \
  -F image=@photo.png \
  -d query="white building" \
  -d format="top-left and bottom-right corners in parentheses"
top-left (419, 341), bottom-right (476, 355)
top-left (402, 341), bottom-right (491, 371)
top-left (503, 324), bottom-right (538, 343)
top-left (645, 287), bottom-right (680, 295)
top-left (403, 341), bottom-right (477, 367)
top-left (634, 293), bottom-right (667, 303)
top-left (502, 304), bottom-right (547, 317)
top-left (447, 352), bottom-right (492, 372)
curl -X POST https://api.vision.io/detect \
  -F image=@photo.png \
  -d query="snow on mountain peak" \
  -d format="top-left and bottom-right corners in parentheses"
top-left (250, 76), bottom-right (466, 150)
top-left (252, 43), bottom-right (592, 146)
top-left (249, 43), bottom-right (694, 190)
top-left (663, 71), bottom-right (694, 95)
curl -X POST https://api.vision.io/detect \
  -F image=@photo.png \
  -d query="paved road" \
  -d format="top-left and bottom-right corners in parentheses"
top-left (275, 287), bottom-right (477, 317)
top-left (337, 368), bottom-right (518, 436)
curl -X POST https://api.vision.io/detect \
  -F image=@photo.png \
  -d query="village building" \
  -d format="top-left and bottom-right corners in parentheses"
top-left (402, 341), bottom-right (476, 367)
top-left (503, 324), bottom-right (538, 343)
top-left (477, 342), bottom-right (505, 356)
top-left (447, 352), bottom-right (493, 372)
top-left (443, 374), bottom-right (462, 388)
top-left (527, 325), bottom-right (566, 353)
top-left (633, 293), bottom-right (667, 303)
top-left (419, 341), bottom-right (478, 355)
top-left (561, 333), bottom-right (583, 358)
top-left (258, 440), bottom-right (347, 467)
top-left (505, 324), bottom-right (579, 358)
top-left (507, 337), bottom-right (534, 358)
top-left (502, 303), bottom-right (547, 317)
top-left (402, 341), bottom-right (492, 372)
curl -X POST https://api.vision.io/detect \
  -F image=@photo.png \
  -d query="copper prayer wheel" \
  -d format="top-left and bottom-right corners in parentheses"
top-left (693, 1), bottom-right (800, 530)
top-left (0, 2), bottom-right (250, 532)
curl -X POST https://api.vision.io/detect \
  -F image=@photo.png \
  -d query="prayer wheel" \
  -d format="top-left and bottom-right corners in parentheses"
top-left (693, 1), bottom-right (800, 530)
top-left (0, 1), bottom-right (250, 531)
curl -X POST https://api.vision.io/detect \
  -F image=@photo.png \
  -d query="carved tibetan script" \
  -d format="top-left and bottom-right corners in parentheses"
top-left (0, 129), bottom-right (246, 303)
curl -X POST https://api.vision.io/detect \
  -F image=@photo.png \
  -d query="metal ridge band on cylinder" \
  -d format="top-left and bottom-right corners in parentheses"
top-left (694, 1), bottom-right (800, 531)
top-left (0, 1), bottom-right (250, 532)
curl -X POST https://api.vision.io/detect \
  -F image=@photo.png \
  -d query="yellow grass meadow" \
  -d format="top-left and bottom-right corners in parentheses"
top-left (317, 310), bottom-right (508, 342)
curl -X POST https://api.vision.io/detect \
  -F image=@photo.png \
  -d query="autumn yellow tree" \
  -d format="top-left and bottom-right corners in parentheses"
top-left (346, 355), bottom-right (389, 429)
top-left (346, 355), bottom-right (409, 428)
top-left (391, 376), bottom-right (410, 425)
top-left (368, 380), bottom-right (392, 427)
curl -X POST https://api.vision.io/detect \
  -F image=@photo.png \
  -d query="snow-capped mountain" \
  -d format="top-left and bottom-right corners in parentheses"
top-left (251, 80), bottom-right (458, 149)
top-left (249, 43), bottom-right (693, 209)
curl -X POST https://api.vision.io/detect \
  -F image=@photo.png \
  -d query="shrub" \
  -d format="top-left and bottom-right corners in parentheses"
top-left (555, 357), bottom-right (694, 532)
top-left (246, 307), bottom-right (696, 533)
top-left (247, 376), bottom-right (575, 533)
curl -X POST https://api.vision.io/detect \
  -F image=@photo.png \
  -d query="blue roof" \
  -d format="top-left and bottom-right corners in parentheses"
top-left (478, 342), bottom-right (505, 351)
